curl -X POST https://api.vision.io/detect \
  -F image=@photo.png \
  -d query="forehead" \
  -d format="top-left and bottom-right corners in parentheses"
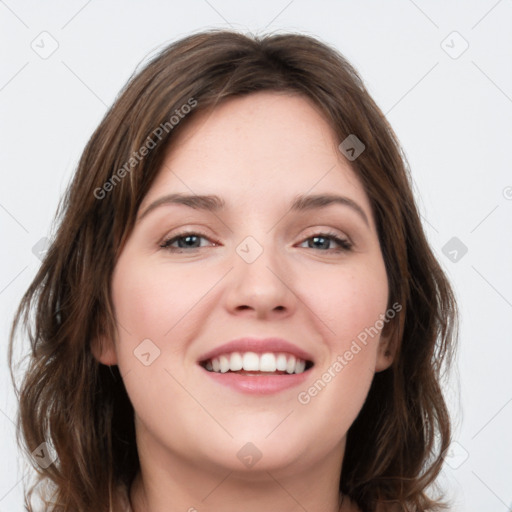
top-left (142, 91), bottom-right (371, 217)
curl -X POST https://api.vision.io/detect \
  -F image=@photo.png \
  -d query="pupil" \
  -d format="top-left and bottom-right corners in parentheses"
top-left (311, 236), bottom-right (329, 249)
top-left (179, 235), bottom-right (199, 248)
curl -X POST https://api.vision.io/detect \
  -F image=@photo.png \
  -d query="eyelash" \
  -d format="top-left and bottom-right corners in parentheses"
top-left (159, 230), bottom-right (353, 253)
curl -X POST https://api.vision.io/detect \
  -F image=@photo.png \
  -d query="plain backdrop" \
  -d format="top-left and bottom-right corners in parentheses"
top-left (1, 1), bottom-right (511, 510)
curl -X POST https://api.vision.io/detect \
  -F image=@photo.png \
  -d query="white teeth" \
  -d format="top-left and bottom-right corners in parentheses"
top-left (276, 353), bottom-right (288, 371)
top-left (204, 351), bottom-right (309, 375)
top-left (295, 359), bottom-right (306, 374)
top-left (230, 352), bottom-right (243, 371)
top-left (259, 353), bottom-right (276, 372)
top-left (285, 355), bottom-right (296, 374)
top-left (242, 352), bottom-right (260, 371)
top-left (219, 355), bottom-right (230, 373)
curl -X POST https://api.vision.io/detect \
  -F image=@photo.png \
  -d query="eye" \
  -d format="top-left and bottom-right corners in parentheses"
top-left (298, 232), bottom-right (352, 252)
top-left (159, 231), bottom-right (352, 253)
top-left (160, 231), bottom-right (217, 252)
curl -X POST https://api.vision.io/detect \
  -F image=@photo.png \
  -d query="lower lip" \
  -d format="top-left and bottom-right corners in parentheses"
top-left (201, 367), bottom-right (311, 394)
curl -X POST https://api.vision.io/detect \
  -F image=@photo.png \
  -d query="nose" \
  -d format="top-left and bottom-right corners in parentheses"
top-left (223, 240), bottom-right (297, 320)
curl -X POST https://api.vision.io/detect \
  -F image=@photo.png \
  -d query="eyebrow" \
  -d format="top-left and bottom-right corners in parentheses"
top-left (137, 193), bottom-right (225, 222)
top-left (137, 192), bottom-right (369, 226)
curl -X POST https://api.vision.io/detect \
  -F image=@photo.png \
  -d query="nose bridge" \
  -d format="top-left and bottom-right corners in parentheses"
top-left (225, 232), bottom-right (295, 315)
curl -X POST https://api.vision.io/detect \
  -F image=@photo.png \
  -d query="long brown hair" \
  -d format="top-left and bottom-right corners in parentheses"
top-left (9, 29), bottom-right (457, 511)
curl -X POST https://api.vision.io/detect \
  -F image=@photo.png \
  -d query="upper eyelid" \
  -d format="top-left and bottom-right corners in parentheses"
top-left (161, 229), bottom-right (216, 242)
top-left (161, 227), bottom-right (350, 240)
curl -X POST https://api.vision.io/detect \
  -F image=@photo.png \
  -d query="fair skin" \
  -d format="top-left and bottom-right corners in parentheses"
top-left (93, 91), bottom-right (394, 512)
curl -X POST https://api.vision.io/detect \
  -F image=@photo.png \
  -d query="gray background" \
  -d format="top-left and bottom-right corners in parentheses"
top-left (1, 1), bottom-right (511, 510)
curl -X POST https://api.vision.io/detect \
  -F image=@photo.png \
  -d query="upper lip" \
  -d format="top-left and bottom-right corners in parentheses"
top-left (198, 337), bottom-right (315, 364)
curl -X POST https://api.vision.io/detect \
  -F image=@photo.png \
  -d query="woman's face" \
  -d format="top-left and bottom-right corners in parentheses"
top-left (96, 92), bottom-right (393, 475)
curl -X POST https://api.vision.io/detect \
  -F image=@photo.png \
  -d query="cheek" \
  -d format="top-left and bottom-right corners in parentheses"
top-left (294, 259), bottom-right (388, 424)
top-left (111, 255), bottom-right (210, 340)
top-left (109, 256), bottom-right (203, 436)
top-left (295, 258), bottom-right (388, 407)
top-left (301, 258), bottom-right (389, 347)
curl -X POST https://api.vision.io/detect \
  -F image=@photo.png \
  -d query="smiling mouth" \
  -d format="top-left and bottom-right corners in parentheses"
top-left (200, 351), bottom-right (314, 375)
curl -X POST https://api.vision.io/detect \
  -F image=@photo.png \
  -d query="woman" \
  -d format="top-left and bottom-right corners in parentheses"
top-left (9, 30), bottom-right (457, 511)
